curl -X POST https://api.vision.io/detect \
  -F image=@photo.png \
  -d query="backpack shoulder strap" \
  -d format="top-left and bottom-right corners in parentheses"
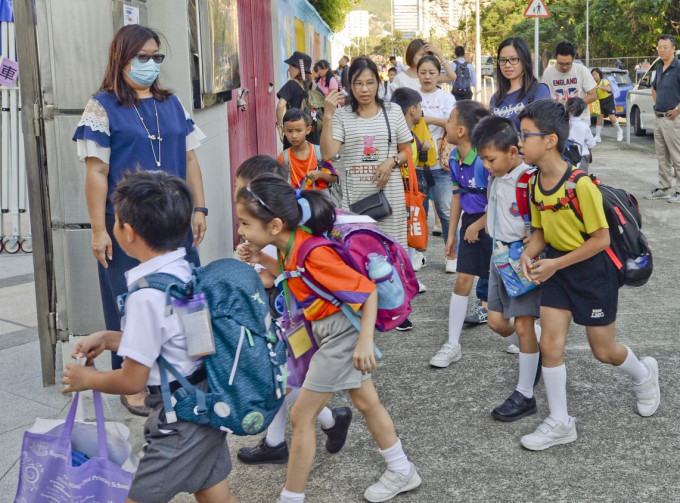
top-left (282, 148), bottom-right (290, 169)
top-left (516, 167), bottom-right (538, 225)
top-left (530, 167), bottom-right (587, 218)
top-left (312, 144), bottom-right (323, 168)
top-left (117, 273), bottom-right (189, 317)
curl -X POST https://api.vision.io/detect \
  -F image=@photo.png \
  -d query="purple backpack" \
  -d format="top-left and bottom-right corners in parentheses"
top-left (284, 214), bottom-right (417, 332)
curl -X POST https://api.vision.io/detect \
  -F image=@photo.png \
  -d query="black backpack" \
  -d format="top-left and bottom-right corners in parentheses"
top-left (452, 62), bottom-right (471, 96)
top-left (530, 169), bottom-right (653, 287)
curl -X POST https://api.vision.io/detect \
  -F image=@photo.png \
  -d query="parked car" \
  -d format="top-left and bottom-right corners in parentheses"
top-left (600, 68), bottom-right (634, 117)
top-left (628, 50), bottom-right (680, 136)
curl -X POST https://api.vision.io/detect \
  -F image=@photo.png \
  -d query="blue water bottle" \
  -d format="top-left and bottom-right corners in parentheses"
top-left (366, 253), bottom-right (404, 309)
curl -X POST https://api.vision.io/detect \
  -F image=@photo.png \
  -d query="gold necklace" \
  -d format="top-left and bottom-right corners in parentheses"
top-left (133, 101), bottom-right (162, 167)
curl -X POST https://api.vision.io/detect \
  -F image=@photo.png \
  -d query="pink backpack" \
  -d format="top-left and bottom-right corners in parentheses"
top-left (282, 212), bottom-right (418, 332)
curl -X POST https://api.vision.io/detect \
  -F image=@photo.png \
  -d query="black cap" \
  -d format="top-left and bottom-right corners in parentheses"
top-left (284, 51), bottom-right (312, 75)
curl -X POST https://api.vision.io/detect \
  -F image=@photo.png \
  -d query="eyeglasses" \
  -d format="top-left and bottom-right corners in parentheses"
top-left (134, 53), bottom-right (166, 64)
top-left (352, 80), bottom-right (378, 89)
top-left (518, 131), bottom-right (549, 142)
top-left (246, 184), bottom-right (276, 216)
top-left (555, 61), bottom-right (573, 68)
top-left (499, 57), bottom-right (521, 66)
top-left (657, 45), bottom-right (673, 51)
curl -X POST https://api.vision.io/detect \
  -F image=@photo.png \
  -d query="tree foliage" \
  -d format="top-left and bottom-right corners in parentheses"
top-left (309, 0), bottom-right (356, 31)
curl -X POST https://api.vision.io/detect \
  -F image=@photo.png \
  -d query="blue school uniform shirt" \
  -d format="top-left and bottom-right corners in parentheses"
top-left (73, 91), bottom-right (200, 214)
top-left (489, 83), bottom-right (551, 129)
top-left (449, 147), bottom-right (490, 215)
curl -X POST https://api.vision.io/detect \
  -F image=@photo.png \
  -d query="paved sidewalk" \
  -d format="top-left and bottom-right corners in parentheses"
top-left (1, 136), bottom-right (679, 502)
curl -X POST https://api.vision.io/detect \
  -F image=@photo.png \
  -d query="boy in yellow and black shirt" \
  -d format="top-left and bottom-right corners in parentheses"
top-left (515, 99), bottom-right (660, 452)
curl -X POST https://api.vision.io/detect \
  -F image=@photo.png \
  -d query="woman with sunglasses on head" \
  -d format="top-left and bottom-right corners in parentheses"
top-left (72, 25), bottom-right (206, 417)
top-left (489, 36), bottom-right (551, 129)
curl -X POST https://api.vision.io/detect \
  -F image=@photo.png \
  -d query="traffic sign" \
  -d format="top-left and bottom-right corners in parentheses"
top-left (524, 0), bottom-right (550, 18)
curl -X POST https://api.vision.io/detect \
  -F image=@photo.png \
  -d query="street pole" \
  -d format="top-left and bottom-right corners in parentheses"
top-left (475, 0), bottom-right (481, 100)
top-left (585, 0), bottom-right (590, 67)
top-left (534, 17), bottom-right (539, 78)
top-left (390, 0), bottom-right (394, 57)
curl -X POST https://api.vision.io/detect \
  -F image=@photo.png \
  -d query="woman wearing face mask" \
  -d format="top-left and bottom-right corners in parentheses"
top-left (72, 25), bottom-right (206, 417)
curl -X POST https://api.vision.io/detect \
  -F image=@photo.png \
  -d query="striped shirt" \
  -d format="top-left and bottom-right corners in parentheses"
top-left (332, 104), bottom-right (412, 247)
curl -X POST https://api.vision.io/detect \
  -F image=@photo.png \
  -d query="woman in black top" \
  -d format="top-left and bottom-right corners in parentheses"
top-left (276, 51), bottom-right (314, 148)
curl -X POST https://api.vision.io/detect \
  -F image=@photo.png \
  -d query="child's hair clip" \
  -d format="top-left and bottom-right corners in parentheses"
top-left (297, 194), bottom-right (312, 225)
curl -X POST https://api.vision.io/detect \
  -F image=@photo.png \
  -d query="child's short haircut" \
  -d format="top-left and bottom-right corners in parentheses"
top-left (112, 171), bottom-right (193, 252)
top-left (391, 87), bottom-right (421, 115)
top-left (471, 115), bottom-right (518, 152)
top-left (388, 67), bottom-right (398, 74)
top-left (454, 100), bottom-right (491, 136)
top-left (282, 107), bottom-right (310, 127)
top-left (566, 97), bottom-right (586, 118)
top-left (518, 99), bottom-right (570, 152)
top-left (235, 154), bottom-right (287, 182)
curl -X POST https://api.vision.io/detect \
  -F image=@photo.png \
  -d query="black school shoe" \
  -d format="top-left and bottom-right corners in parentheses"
top-left (237, 436), bottom-right (289, 464)
top-left (491, 390), bottom-right (537, 422)
top-left (322, 407), bottom-right (353, 453)
top-left (395, 318), bottom-right (414, 331)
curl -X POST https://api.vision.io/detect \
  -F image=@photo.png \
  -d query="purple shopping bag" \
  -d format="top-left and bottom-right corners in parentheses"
top-left (14, 391), bottom-right (132, 502)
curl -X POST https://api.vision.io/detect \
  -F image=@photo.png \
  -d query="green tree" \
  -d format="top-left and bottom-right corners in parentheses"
top-left (309, 0), bottom-right (356, 31)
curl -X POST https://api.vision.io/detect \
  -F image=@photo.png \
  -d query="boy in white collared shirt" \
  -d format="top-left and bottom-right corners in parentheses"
top-left (62, 171), bottom-right (237, 503)
top-left (471, 116), bottom-right (542, 423)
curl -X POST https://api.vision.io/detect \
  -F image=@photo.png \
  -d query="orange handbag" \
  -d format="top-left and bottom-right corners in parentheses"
top-left (402, 149), bottom-right (428, 250)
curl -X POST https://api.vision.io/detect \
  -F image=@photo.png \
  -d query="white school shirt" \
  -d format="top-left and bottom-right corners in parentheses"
top-left (118, 248), bottom-right (202, 386)
top-left (487, 162), bottom-right (533, 243)
top-left (390, 71), bottom-right (420, 92)
top-left (568, 117), bottom-right (596, 156)
top-left (418, 88), bottom-right (456, 147)
top-left (542, 64), bottom-right (597, 123)
top-left (253, 245), bottom-right (277, 273)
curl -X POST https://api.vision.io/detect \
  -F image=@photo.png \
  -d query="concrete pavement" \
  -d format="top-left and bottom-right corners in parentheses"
top-left (1, 135), bottom-right (679, 502)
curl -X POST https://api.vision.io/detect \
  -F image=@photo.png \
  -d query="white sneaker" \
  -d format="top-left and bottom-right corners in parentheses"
top-left (445, 258), bottom-right (457, 273)
top-left (411, 251), bottom-right (426, 272)
top-left (520, 416), bottom-right (577, 451)
top-left (429, 343), bottom-right (461, 368)
top-left (418, 280), bottom-right (427, 294)
top-left (594, 135), bottom-right (602, 143)
top-left (633, 356), bottom-right (660, 417)
top-left (616, 128), bottom-right (623, 141)
top-left (364, 462), bottom-right (422, 502)
top-left (506, 344), bottom-right (520, 354)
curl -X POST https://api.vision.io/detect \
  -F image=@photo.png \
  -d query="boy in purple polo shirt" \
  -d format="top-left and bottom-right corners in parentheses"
top-left (430, 100), bottom-right (492, 368)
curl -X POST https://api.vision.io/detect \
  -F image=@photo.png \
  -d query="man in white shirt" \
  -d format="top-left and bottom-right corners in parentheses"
top-left (542, 41), bottom-right (597, 123)
top-left (389, 55), bottom-right (406, 74)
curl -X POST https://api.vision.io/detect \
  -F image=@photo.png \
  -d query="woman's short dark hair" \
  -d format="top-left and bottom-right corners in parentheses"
top-left (391, 87), bottom-right (421, 114)
top-left (99, 25), bottom-right (171, 107)
top-left (236, 174), bottom-right (335, 236)
top-left (235, 155), bottom-right (287, 184)
top-left (112, 171), bottom-right (192, 252)
top-left (518, 99), bottom-right (570, 152)
top-left (405, 38), bottom-right (428, 67)
top-left (454, 100), bottom-right (491, 136)
top-left (471, 115), bottom-right (518, 152)
top-left (591, 67), bottom-right (603, 80)
top-left (347, 57), bottom-right (384, 112)
top-left (555, 40), bottom-right (576, 58)
top-left (416, 55), bottom-right (441, 73)
top-left (493, 36), bottom-right (537, 106)
top-left (566, 97), bottom-right (587, 118)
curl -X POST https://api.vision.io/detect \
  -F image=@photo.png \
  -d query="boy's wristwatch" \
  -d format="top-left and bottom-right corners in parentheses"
top-left (194, 207), bottom-right (208, 216)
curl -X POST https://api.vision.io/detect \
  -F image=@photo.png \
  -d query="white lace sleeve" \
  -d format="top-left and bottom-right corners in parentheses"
top-left (77, 98), bottom-right (110, 136)
top-left (76, 139), bottom-right (110, 163)
top-left (182, 104), bottom-right (206, 151)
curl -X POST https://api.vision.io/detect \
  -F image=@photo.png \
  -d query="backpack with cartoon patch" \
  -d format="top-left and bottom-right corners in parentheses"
top-left (528, 168), bottom-right (653, 287)
top-left (118, 259), bottom-right (287, 435)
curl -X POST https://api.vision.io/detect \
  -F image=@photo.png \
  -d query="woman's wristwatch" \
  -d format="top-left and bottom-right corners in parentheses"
top-left (393, 154), bottom-right (401, 168)
top-left (194, 207), bottom-right (208, 216)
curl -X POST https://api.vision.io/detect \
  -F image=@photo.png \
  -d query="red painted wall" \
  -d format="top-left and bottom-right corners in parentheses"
top-left (227, 0), bottom-right (277, 246)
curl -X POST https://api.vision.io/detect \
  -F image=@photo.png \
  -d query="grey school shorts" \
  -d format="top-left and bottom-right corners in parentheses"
top-left (304, 311), bottom-right (372, 393)
top-left (487, 261), bottom-right (541, 319)
top-left (128, 381), bottom-right (232, 502)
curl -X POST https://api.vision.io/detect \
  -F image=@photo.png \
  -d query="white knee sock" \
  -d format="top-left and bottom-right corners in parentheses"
top-left (265, 400), bottom-right (288, 446)
top-left (617, 345), bottom-right (650, 385)
top-left (318, 407), bottom-right (335, 429)
top-left (280, 488), bottom-right (305, 503)
top-left (507, 332), bottom-right (519, 347)
top-left (516, 352), bottom-right (540, 399)
top-left (614, 121), bottom-right (622, 131)
top-left (379, 438), bottom-right (411, 476)
top-left (448, 293), bottom-right (469, 347)
top-left (596, 125), bottom-right (602, 136)
top-left (543, 364), bottom-right (569, 425)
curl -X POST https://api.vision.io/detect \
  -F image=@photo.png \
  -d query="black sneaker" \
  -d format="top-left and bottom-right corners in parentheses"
top-left (322, 407), bottom-right (353, 453)
top-left (237, 436), bottom-right (289, 464)
top-left (396, 318), bottom-right (414, 331)
top-left (491, 390), bottom-right (537, 422)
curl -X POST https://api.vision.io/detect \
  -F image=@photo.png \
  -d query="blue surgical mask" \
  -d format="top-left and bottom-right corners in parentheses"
top-left (126, 58), bottom-right (161, 86)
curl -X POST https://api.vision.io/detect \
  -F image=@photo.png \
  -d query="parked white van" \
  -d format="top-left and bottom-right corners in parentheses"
top-left (628, 50), bottom-right (680, 136)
